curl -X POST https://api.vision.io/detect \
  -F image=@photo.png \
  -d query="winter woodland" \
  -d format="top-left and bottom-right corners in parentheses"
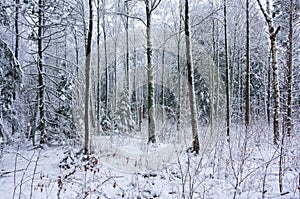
top-left (0, 0), bottom-right (300, 198)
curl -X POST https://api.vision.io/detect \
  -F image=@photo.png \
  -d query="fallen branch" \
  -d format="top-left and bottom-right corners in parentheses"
top-left (0, 169), bottom-right (25, 177)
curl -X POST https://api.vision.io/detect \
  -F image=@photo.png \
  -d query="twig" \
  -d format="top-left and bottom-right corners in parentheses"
top-left (13, 146), bottom-right (19, 198)
top-left (19, 150), bottom-right (36, 199)
top-left (1, 169), bottom-right (25, 176)
top-left (97, 176), bottom-right (124, 188)
top-left (29, 149), bottom-right (41, 199)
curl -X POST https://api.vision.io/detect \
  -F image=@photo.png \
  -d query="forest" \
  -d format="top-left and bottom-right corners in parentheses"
top-left (0, 0), bottom-right (300, 198)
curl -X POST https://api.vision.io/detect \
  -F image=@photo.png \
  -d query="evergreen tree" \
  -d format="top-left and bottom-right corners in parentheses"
top-left (0, 38), bottom-right (22, 142)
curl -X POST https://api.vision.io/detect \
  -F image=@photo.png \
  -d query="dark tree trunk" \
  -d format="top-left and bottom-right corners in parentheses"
top-left (84, 0), bottom-right (93, 155)
top-left (224, 0), bottom-right (230, 139)
top-left (245, 0), bottom-right (250, 130)
top-left (96, 0), bottom-right (101, 131)
top-left (15, 0), bottom-right (19, 60)
top-left (38, 0), bottom-right (45, 145)
top-left (184, 0), bottom-right (200, 153)
top-left (102, 0), bottom-right (109, 117)
top-left (286, 0), bottom-right (293, 136)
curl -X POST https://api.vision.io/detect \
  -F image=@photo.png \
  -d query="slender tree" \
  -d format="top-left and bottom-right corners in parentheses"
top-left (176, 0), bottom-right (183, 131)
top-left (267, 52), bottom-right (271, 126)
top-left (145, 0), bottom-right (162, 144)
top-left (224, 0), bottom-right (230, 139)
top-left (245, 0), bottom-right (250, 130)
top-left (286, 0), bottom-right (293, 136)
top-left (96, 0), bottom-right (101, 132)
top-left (84, 0), bottom-right (93, 155)
top-left (102, 0), bottom-right (109, 118)
top-left (15, 0), bottom-right (19, 60)
top-left (256, 0), bottom-right (281, 145)
top-left (184, 0), bottom-right (200, 153)
top-left (125, 0), bottom-right (130, 102)
top-left (37, 0), bottom-right (45, 145)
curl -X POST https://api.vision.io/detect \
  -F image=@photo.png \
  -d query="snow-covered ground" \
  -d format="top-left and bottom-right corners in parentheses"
top-left (0, 124), bottom-right (299, 198)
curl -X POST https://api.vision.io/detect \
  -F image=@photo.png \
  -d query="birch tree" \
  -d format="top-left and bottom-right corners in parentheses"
top-left (256, 0), bottom-right (281, 145)
top-left (37, 0), bottom-right (45, 145)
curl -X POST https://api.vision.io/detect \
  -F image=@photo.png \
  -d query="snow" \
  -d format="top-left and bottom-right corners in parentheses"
top-left (0, 125), bottom-right (300, 199)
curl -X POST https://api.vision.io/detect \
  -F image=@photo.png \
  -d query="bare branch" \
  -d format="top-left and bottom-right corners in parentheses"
top-left (256, 0), bottom-right (271, 23)
top-left (110, 11), bottom-right (146, 26)
top-left (150, 0), bottom-right (162, 12)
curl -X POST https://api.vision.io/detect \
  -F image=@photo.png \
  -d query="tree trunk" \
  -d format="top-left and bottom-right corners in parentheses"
top-left (162, 46), bottom-right (165, 124)
top-left (245, 0), bottom-right (250, 130)
top-left (210, 16), bottom-right (215, 135)
top-left (125, 0), bottom-right (130, 104)
top-left (256, 0), bottom-right (281, 145)
top-left (84, 0), bottom-right (93, 155)
top-left (184, 0), bottom-right (199, 154)
top-left (37, 0), bottom-right (45, 145)
top-left (215, 19), bottom-right (220, 125)
top-left (238, 51), bottom-right (243, 122)
top-left (74, 29), bottom-right (79, 71)
top-left (15, 0), bottom-right (19, 60)
top-left (102, 0), bottom-right (109, 118)
top-left (224, 0), bottom-right (230, 139)
top-left (96, 0), bottom-right (101, 132)
top-left (267, 53), bottom-right (271, 126)
top-left (271, 33), bottom-right (280, 144)
top-left (146, 0), bottom-right (156, 143)
top-left (177, 0), bottom-right (183, 131)
top-left (286, 0), bottom-right (293, 136)
top-left (124, 0), bottom-right (131, 131)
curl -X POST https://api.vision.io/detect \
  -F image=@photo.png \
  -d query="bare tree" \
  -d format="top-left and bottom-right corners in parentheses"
top-left (256, 0), bottom-right (281, 145)
top-left (224, 0), bottom-right (230, 139)
top-left (184, 0), bottom-right (199, 153)
top-left (177, 0), bottom-right (183, 131)
top-left (245, 0), bottom-right (250, 130)
top-left (101, 0), bottom-right (109, 118)
top-left (14, 0), bottom-right (19, 60)
top-left (96, 0), bottom-right (102, 132)
top-left (84, 0), bottom-right (93, 155)
top-left (286, 0), bottom-right (293, 137)
top-left (37, 0), bottom-right (45, 145)
top-left (145, 0), bottom-right (162, 144)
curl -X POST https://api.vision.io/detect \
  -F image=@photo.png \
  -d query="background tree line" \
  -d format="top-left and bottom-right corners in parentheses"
top-left (0, 0), bottom-right (299, 155)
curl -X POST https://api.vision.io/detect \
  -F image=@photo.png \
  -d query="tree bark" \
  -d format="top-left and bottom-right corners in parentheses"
top-left (245, 0), bottom-right (250, 130)
top-left (256, 0), bottom-right (280, 144)
top-left (271, 32), bottom-right (280, 144)
top-left (145, 0), bottom-right (156, 143)
top-left (84, 0), bottom-right (93, 155)
top-left (177, 0), bottom-right (183, 131)
top-left (267, 53), bottom-right (271, 126)
top-left (224, 0), bottom-right (230, 139)
top-left (38, 0), bottom-right (45, 145)
top-left (96, 0), bottom-right (101, 131)
top-left (102, 0), bottom-right (109, 118)
top-left (286, 0), bottom-right (293, 136)
top-left (184, 0), bottom-right (199, 153)
top-left (15, 0), bottom-right (19, 60)
top-left (125, 0), bottom-right (130, 103)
